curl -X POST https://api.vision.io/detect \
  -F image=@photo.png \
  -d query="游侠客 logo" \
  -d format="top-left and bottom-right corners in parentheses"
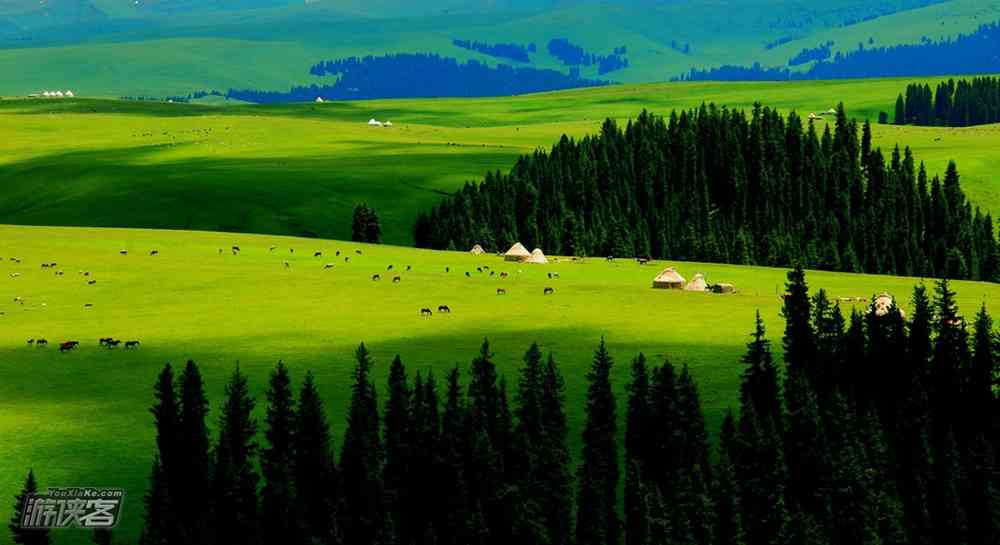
top-left (19, 487), bottom-right (124, 529)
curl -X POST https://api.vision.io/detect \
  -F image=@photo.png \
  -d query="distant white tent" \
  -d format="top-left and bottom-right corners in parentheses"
top-left (470, 244), bottom-right (486, 255)
top-left (525, 248), bottom-right (549, 264)
top-left (384, 121), bottom-right (393, 127)
top-left (64, 90), bottom-right (74, 97)
top-left (53, 91), bottom-right (64, 97)
top-left (315, 97), bottom-right (325, 103)
top-left (368, 118), bottom-right (383, 127)
top-left (42, 91), bottom-right (52, 97)
top-left (684, 273), bottom-right (708, 292)
top-left (504, 242), bottom-right (531, 262)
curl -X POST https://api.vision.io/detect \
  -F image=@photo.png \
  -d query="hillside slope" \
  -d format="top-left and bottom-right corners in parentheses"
top-left (0, 0), bottom-right (997, 96)
top-left (1, 78), bottom-right (997, 245)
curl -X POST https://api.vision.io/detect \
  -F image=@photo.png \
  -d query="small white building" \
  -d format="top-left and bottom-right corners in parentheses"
top-left (368, 118), bottom-right (383, 127)
top-left (315, 97), bottom-right (324, 103)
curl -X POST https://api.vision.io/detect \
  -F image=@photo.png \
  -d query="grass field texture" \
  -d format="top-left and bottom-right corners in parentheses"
top-left (2, 76), bottom-right (999, 247)
top-left (1, 224), bottom-right (998, 542)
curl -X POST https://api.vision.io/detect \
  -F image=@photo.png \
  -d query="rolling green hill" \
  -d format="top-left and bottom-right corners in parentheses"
top-left (0, 0), bottom-right (997, 96)
top-left (2, 77), bottom-right (998, 246)
top-left (1, 223), bottom-right (997, 543)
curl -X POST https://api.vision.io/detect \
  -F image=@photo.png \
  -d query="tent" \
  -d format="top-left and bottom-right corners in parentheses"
top-left (684, 273), bottom-right (708, 291)
top-left (64, 90), bottom-right (74, 97)
top-left (652, 267), bottom-right (686, 289)
top-left (384, 121), bottom-right (394, 127)
top-left (368, 118), bottom-right (383, 127)
top-left (470, 244), bottom-right (486, 255)
top-left (504, 242), bottom-right (531, 262)
top-left (315, 97), bottom-right (325, 103)
top-left (525, 248), bottom-right (549, 264)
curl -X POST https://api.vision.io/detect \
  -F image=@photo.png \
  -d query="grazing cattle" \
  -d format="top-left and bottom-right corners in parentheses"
top-left (500, 272), bottom-right (509, 279)
top-left (125, 340), bottom-right (140, 349)
top-left (219, 248), bottom-right (223, 254)
top-left (406, 265), bottom-right (412, 271)
top-left (420, 308), bottom-right (433, 317)
top-left (465, 272), bottom-right (471, 278)
top-left (27, 339), bottom-right (34, 345)
top-left (445, 267), bottom-right (450, 273)
top-left (490, 271), bottom-right (495, 276)
top-left (476, 267), bottom-right (482, 273)
top-left (314, 251), bottom-right (322, 257)
top-left (150, 250), bottom-right (159, 256)
top-left (88, 280), bottom-right (97, 285)
top-left (232, 245), bottom-right (241, 253)
top-left (289, 248), bottom-right (294, 254)
top-left (355, 250), bottom-right (362, 255)
top-left (35, 339), bottom-right (47, 347)
top-left (372, 274), bottom-right (381, 281)
top-left (324, 263), bottom-right (335, 269)
top-left (84, 303), bottom-right (93, 308)
top-left (544, 287), bottom-right (555, 295)
top-left (393, 276), bottom-right (401, 283)
top-left (497, 288), bottom-right (507, 295)
top-left (55, 271), bottom-right (64, 276)
top-left (336, 250), bottom-right (341, 256)
top-left (41, 263), bottom-right (50, 268)
top-left (120, 250), bottom-right (128, 255)
top-left (345, 257), bottom-right (351, 263)
top-left (438, 305), bottom-right (451, 313)
top-left (59, 341), bottom-right (79, 352)
top-left (99, 337), bottom-right (113, 346)
top-left (387, 265), bottom-right (394, 271)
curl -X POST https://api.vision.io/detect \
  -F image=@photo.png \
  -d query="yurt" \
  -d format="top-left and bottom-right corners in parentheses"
top-left (368, 118), bottom-right (383, 127)
top-left (684, 273), bottom-right (708, 291)
top-left (65, 90), bottom-right (74, 97)
top-left (384, 121), bottom-right (394, 127)
top-left (504, 242), bottom-right (531, 262)
top-left (315, 97), bottom-right (325, 103)
top-left (652, 267), bottom-right (686, 289)
top-left (525, 248), bottom-right (549, 264)
top-left (470, 244), bottom-right (486, 255)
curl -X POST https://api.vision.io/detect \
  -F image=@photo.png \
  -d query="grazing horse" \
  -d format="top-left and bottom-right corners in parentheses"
top-left (438, 305), bottom-right (451, 313)
top-left (324, 264), bottom-right (335, 269)
top-left (465, 272), bottom-right (471, 278)
top-left (41, 263), bottom-right (50, 268)
top-left (372, 274), bottom-right (381, 281)
top-left (500, 272), bottom-right (509, 279)
top-left (314, 251), bottom-right (322, 257)
top-left (232, 245), bottom-right (241, 253)
top-left (125, 340), bottom-right (140, 349)
top-left (150, 250), bottom-right (159, 256)
top-left (476, 267), bottom-right (482, 273)
top-left (544, 287), bottom-right (555, 295)
top-left (336, 250), bottom-right (341, 256)
top-left (345, 257), bottom-right (351, 263)
top-left (26, 339), bottom-right (34, 345)
top-left (120, 249), bottom-right (128, 255)
top-left (497, 288), bottom-right (507, 295)
top-left (355, 249), bottom-right (363, 255)
top-left (270, 246), bottom-right (277, 252)
top-left (489, 271), bottom-right (495, 276)
top-left (106, 339), bottom-right (122, 348)
top-left (445, 267), bottom-right (450, 273)
top-left (35, 339), bottom-right (47, 347)
top-left (284, 261), bottom-right (290, 268)
top-left (59, 341), bottom-right (77, 352)
top-left (420, 308), bottom-right (433, 317)
top-left (406, 265), bottom-right (412, 271)
top-left (387, 265), bottom-right (394, 271)
top-left (606, 256), bottom-right (615, 262)
top-left (393, 276), bottom-right (401, 283)
top-left (88, 280), bottom-right (97, 285)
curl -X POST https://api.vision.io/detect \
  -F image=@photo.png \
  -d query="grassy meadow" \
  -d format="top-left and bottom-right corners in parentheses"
top-left (2, 76), bottom-right (1000, 247)
top-left (1, 224), bottom-right (999, 542)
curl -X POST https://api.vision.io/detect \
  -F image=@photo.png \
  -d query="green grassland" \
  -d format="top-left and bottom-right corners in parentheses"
top-left (1, 224), bottom-right (998, 542)
top-left (0, 0), bottom-right (997, 97)
top-left (2, 76), bottom-right (999, 246)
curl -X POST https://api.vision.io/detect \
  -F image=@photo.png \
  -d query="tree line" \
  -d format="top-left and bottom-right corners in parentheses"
top-left (10, 269), bottom-right (998, 545)
top-left (894, 77), bottom-right (1000, 127)
top-left (415, 104), bottom-right (999, 282)
top-left (351, 203), bottom-right (382, 244)
top-left (680, 21), bottom-right (1000, 81)
top-left (547, 39), bottom-right (629, 75)
top-left (787, 41), bottom-right (833, 66)
top-left (227, 54), bottom-right (607, 104)
top-left (452, 39), bottom-right (535, 63)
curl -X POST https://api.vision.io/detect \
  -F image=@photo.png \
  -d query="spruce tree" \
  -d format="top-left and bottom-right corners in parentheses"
top-left (437, 367), bottom-right (477, 545)
top-left (142, 363), bottom-right (181, 545)
top-left (177, 361), bottom-right (213, 545)
top-left (625, 353), bottom-right (652, 472)
top-left (9, 469), bottom-right (50, 545)
top-left (782, 265), bottom-right (816, 381)
top-left (384, 355), bottom-right (414, 545)
top-left (294, 371), bottom-right (342, 545)
top-left (260, 362), bottom-right (304, 545)
top-left (340, 343), bottom-right (389, 544)
top-left (714, 411), bottom-right (746, 545)
top-left (741, 311), bottom-right (782, 428)
top-left (575, 338), bottom-right (620, 545)
top-left (213, 364), bottom-right (260, 545)
top-left (540, 354), bottom-right (573, 545)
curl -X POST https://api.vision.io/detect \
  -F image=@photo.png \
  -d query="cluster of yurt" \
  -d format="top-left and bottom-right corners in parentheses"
top-left (37, 90), bottom-right (74, 98)
top-left (367, 118), bottom-right (393, 127)
top-left (503, 242), bottom-right (548, 264)
top-left (652, 268), bottom-right (735, 293)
